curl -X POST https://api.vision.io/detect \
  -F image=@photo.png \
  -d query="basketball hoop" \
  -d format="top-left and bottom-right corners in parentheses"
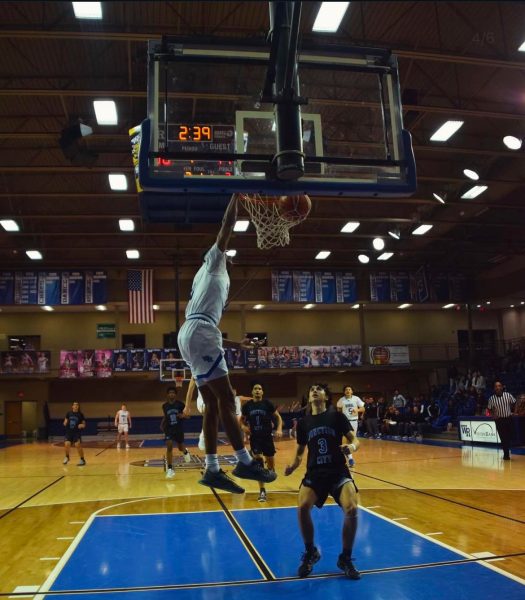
top-left (239, 193), bottom-right (310, 250)
top-left (174, 374), bottom-right (184, 389)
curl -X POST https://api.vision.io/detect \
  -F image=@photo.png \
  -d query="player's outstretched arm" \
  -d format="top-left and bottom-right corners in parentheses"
top-left (273, 410), bottom-right (283, 438)
top-left (216, 193), bottom-right (239, 252)
top-left (183, 377), bottom-right (196, 417)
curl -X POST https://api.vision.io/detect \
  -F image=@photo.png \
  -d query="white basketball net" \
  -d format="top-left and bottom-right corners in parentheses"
top-left (239, 194), bottom-right (308, 250)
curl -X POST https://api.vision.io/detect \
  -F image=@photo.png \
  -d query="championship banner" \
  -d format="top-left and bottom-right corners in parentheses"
top-left (448, 273), bottom-right (467, 302)
top-left (370, 272), bottom-right (391, 302)
top-left (292, 271), bottom-right (315, 303)
top-left (336, 272), bottom-right (357, 303)
top-left (414, 266), bottom-right (429, 303)
top-left (315, 271), bottom-right (336, 303)
top-left (430, 272), bottom-right (449, 303)
top-left (0, 272), bottom-right (14, 304)
top-left (14, 272), bottom-right (38, 305)
top-left (390, 271), bottom-right (412, 303)
top-left (38, 272), bottom-right (60, 305)
top-left (271, 270), bottom-right (293, 302)
top-left (369, 345), bottom-right (410, 366)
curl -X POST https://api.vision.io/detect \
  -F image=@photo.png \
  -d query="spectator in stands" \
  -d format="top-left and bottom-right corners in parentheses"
top-left (382, 406), bottom-right (400, 438)
top-left (405, 405), bottom-right (426, 440)
top-left (391, 389), bottom-right (407, 412)
top-left (472, 370), bottom-right (486, 395)
top-left (425, 397), bottom-right (440, 426)
top-left (363, 396), bottom-right (380, 438)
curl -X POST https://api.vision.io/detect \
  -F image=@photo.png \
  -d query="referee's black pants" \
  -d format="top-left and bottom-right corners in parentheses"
top-left (494, 417), bottom-right (513, 458)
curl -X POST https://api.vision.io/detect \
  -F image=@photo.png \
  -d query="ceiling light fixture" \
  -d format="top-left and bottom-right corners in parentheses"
top-left (358, 254), bottom-right (370, 264)
top-left (461, 185), bottom-right (488, 199)
top-left (0, 219), bottom-right (20, 231)
top-left (233, 220), bottom-right (249, 232)
top-left (315, 250), bottom-right (331, 260)
top-left (119, 219), bottom-right (135, 231)
top-left (41, 305), bottom-right (54, 311)
top-left (463, 169), bottom-right (479, 180)
top-left (126, 249), bottom-right (140, 259)
top-left (303, 303), bottom-right (315, 309)
top-left (372, 237), bottom-right (385, 251)
top-left (95, 305), bottom-right (107, 311)
top-left (442, 303), bottom-right (455, 309)
top-left (351, 303), bottom-right (360, 309)
top-left (108, 173), bottom-right (127, 191)
top-left (398, 304), bottom-right (412, 309)
top-left (432, 192), bottom-right (446, 204)
top-left (312, 1), bottom-right (349, 32)
top-left (503, 135), bottom-right (522, 150)
top-left (430, 120), bottom-right (464, 142)
top-left (377, 252), bottom-right (393, 261)
top-left (518, 40), bottom-right (525, 52)
top-left (253, 304), bottom-right (264, 310)
top-left (26, 250), bottom-right (43, 260)
top-left (93, 100), bottom-right (118, 125)
top-left (72, 2), bottom-right (102, 19)
top-left (388, 228), bottom-right (401, 240)
top-left (152, 304), bottom-right (160, 311)
top-left (341, 221), bottom-right (360, 233)
top-left (226, 249), bottom-right (237, 257)
top-left (412, 224), bottom-right (433, 236)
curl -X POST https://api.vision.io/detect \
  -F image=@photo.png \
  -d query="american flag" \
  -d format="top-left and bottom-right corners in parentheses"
top-left (128, 269), bottom-right (154, 324)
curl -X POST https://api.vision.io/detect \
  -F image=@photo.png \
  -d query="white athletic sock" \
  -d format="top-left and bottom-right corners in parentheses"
top-left (235, 448), bottom-right (252, 465)
top-left (205, 454), bottom-right (220, 473)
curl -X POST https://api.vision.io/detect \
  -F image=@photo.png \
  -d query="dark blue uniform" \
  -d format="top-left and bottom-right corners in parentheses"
top-left (242, 399), bottom-right (277, 457)
top-left (162, 400), bottom-right (186, 443)
top-left (64, 411), bottom-right (85, 443)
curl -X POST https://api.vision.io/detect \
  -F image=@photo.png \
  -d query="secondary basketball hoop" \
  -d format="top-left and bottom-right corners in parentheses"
top-left (239, 193), bottom-right (311, 249)
top-left (175, 374), bottom-right (184, 389)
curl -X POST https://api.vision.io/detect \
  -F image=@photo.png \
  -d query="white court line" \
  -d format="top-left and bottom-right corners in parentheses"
top-left (364, 505), bottom-right (381, 508)
top-left (425, 532), bottom-right (443, 536)
top-left (392, 517), bottom-right (409, 521)
top-left (68, 521), bottom-right (85, 524)
top-left (56, 537), bottom-right (74, 540)
top-left (472, 551), bottom-right (506, 562)
top-left (9, 585), bottom-right (39, 599)
top-left (359, 506), bottom-right (525, 586)
top-left (39, 558), bottom-right (60, 561)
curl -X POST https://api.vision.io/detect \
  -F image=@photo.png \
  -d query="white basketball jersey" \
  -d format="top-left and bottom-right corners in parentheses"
top-left (117, 410), bottom-right (129, 425)
top-left (185, 244), bottom-right (229, 326)
top-left (338, 395), bottom-right (364, 421)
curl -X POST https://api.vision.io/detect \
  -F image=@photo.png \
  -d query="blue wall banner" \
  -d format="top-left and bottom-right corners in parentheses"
top-left (449, 273), bottom-right (467, 302)
top-left (0, 272), bottom-right (14, 304)
top-left (430, 272), bottom-right (450, 303)
top-left (390, 272), bottom-right (412, 303)
top-left (14, 272), bottom-right (38, 305)
top-left (370, 272), bottom-right (391, 302)
top-left (271, 270), bottom-right (293, 302)
top-left (336, 272), bottom-right (357, 303)
top-left (414, 266), bottom-right (429, 303)
top-left (315, 272), bottom-right (336, 303)
top-left (293, 271), bottom-right (315, 303)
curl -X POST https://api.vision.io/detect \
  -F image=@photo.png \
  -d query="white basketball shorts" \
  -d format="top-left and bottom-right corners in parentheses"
top-left (118, 424), bottom-right (129, 433)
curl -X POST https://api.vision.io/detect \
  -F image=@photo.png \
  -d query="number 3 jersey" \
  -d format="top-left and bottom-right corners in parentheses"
top-left (296, 409), bottom-right (351, 476)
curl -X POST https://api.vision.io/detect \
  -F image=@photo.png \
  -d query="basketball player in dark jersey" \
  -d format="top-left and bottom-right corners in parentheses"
top-left (241, 383), bottom-right (282, 502)
top-left (285, 383), bottom-right (361, 579)
top-left (63, 401), bottom-right (86, 466)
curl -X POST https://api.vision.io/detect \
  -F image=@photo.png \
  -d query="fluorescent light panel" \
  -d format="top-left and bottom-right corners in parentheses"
top-left (72, 2), bottom-right (102, 19)
top-left (26, 250), bottom-right (42, 260)
top-left (126, 249), bottom-right (140, 259)
top-left (315, 250), bottom-right (331, 260)
top-left (119, 219), bottom-right (135, 231)
top-left (433, 193), bottom-right (445, 204)
top-left (312, 2), bottom-right (349, 32)
top-left (377, 252), bottom-right (393, 261)
top-left (430, 120), bottom-right (464, 142)
top-left (341, 221), bottom-right (360, 233)
top-left (233, 220), bottom-right (249, 232)
top-left (358, 254), bottom-right (369, 264)
top-left (388, 229), bottom-right (400, 240)
top-left (109, 173), bottom-right (127, 191)
top-left (461, 185), bottom-right (487, 199)
top-left (463, 169), bottom-right (479, 180)
top-left (94, 100), bottom-right (118, 125)
top-left (0, 219), bottom-right (19, 231)
top-left (519, 40), bottom-right (525, 52)
top-left (503, 135), bottom-right (522, 150)
top-left (412, 224), bottom-right (433, 235)
top-left (398, 304), bottom-right (412, 309)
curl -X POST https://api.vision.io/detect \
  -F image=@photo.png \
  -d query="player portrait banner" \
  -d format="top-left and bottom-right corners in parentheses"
top-left (273, 270), bottom-right (357, 304)
top-left (369, 345), bottom-right (410, 366)
top-left (0, 270), bottom-right (107, 306)
top-left (0, 350), bottom-right (50, 374)
top-left (59, 350), bottom-right (79, 378)
top-left (128, 269), bottom-right (154, 324)
top-left (95, 350), bottom-right (113, 378)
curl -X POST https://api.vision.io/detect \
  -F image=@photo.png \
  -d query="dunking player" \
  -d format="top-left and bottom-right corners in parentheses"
top-left (177, 194), bottom-right (276, 494)
top-left (241, 382), bottom-right (283, 502)
top-left (161, 386), bottom-right (191, 478)
top-left (63, 401), bottom-right (86, 466)
top-left (114, 403), bottom-right (132, 449)
top-left (285, 384), bottom-right (361, 580)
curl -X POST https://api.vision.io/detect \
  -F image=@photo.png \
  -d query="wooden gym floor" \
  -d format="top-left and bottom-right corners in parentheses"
top-left (0, 436), bottom-right (523, 598)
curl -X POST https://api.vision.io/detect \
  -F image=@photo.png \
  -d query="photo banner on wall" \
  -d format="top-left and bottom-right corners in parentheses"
top-left (369, 345), bottom-right (410, 366)
top-left (0, 350), bottom-right (51, 374)
top-left (0, 271), bottom-right (107, 305)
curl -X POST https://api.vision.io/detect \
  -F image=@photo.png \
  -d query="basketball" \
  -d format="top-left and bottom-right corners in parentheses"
top-left (278, 194), bottom-right (312, 222)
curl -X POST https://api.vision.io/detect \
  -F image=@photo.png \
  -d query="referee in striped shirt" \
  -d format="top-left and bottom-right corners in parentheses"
top-left (487, 381), bottom-right (516, 461)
